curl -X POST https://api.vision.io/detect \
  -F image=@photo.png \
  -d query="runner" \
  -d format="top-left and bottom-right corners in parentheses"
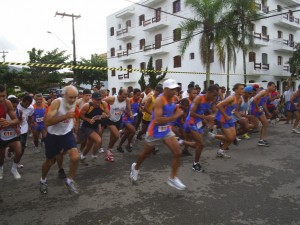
top-left (130, 79), bottom-right (186, 190)
top-left (0, 86), bottom-right (21, 180)
top-left (117, 88), bottom-right (141, 153)
top-left (290, 85), bottom-right (300, 134)
top-left (76, 89), bottom-right (91, 111)
top-left (102, 88), bottom-right (132, 162)
top-left (32, 93), bottom-right (47, 152)
top-left (249, 82), bottom-right (275, 146)
top-left (283, 78), bottom-right (294, 124)
top-left (39, 85), bottom-right (80, 194)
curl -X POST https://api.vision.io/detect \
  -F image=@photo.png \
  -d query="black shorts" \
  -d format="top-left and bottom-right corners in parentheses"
top-left (142, 119), bottom-right (150, 127)
top-left (0, 136), bottom-right (20, 149)
top-left (77, 127), bottom-right (99, 144)
top-left (20, 133), bottom-right (28, 150)
top-left (101, 118), bottom-right (121, 130)
top-left (45, 131), bottom-right (77, 159)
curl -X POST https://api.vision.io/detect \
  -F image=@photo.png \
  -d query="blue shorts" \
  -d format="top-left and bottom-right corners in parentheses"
top-left (32, 124), bottom-right (45, 131)
top-left (45, 131), bottom-right (77, 159)
top-left (285, 101), bottom-right (296, 112)
top-left (217, 121), bottom-right (235, 129)
top-left (183, 122), bottom-right (203, 134)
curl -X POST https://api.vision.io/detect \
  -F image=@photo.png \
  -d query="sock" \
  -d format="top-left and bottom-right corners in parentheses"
top-left (80, 154), bottom-right (86, 160)
top-left (210, 133), bottom-right (216, 138)
top-left (11, 162), bottom-right (17, 170)
top-left (194, 162), bottom-right (199, 165)
top-left (66, 178), bottom-right (73, 185)
top-left (40, 178), bottom-right (47, 183)
top-left (217, 149), bottom-right (224, 154)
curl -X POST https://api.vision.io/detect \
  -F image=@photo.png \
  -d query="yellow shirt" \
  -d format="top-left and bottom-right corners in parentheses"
top-left (142, 95), bottom-right (155, 121)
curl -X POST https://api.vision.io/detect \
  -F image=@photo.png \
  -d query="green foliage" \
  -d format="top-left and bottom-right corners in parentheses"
top-left (289, 43), bottom-right (300, 79)
top-left (138, 73), bottom-right (146, 91)
top-left (24, 47), bottom-right (70, 92)
top-left (145, 57), bottom-right (167, 89)
top-left (76, 54), bottom-right (108, 88)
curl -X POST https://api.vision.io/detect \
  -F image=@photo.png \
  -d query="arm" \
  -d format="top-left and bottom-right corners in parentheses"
top-left (153, 98), bottom-right (183, 125)
top-left (253, 90), bottom-right (266, 111)
top-left (190, 96), bottom-right (214, 121)
top-left (143, 96), bottom-right (153, 115)
top-left (216, 96), bottom-right (234, 121)
top-left (126, 98), bottom-right (133, 118)
top-left (0, 100), bottom-right (19, 128)
top-left (100, 101), bottom-right (110, 118)
top-left (79, 103), bottom-right (94, 124)
top-left (103, 96), bottom-right (115, 105)
top-left (44, 99), bottom-right (74, 126)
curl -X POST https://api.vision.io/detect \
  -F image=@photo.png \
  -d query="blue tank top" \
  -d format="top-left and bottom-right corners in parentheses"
top-left (215, 96), bottom-right (238, 123)
top-left (33, 105), bottom-right (47, 124)
top-left (147, 95), bottom-right (176, 138)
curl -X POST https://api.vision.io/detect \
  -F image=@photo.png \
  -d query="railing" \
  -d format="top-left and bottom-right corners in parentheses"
top-left (144, 43), bottom-right (162, 51)
top-left (282, 14), bottom-right (300, 24)
top-left (118, 73), bottom-right (130, 80)
top-left (283, 65), bottom-right (290, 72)
top-left (143, 16), bottom-right (161, 27)
top-left (262, 6), bottom-right (269, 13)
top-left (254, 63), bottom-right (269, 70)
top-left (283, 39), bottom-right (295, 47)
top-left (116, 27), bottom-right (129, 36)
top-left (253, 32), bottom-right (269, 41)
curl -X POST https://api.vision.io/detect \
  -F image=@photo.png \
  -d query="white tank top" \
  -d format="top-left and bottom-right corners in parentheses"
top-left (109, 96), bottom-right (126, 122)
top-left (47, 98), bottom-right (75, 135)
top-left (0, 114), bottom-right (18, 141)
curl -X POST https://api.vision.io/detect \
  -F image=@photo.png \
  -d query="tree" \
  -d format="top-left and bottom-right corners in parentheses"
top-left (215, 11), bottom-right (239, 92)
top-left (179, 0), bottom-right (224, 90)
top-left (145, 57), bottom-right (167, 89)
top-left (24, 48), bottom-right (70, 92)
top-left (76, 54), bottom-right (108, 89)
top-left (0, 65), bottom-right (19, 93)
top-left (138, 73), bottom-right (146, 91)
top-left (288, 43), bottom-right (300, 79)
top-left (226, 0), bottom-right (258, 84)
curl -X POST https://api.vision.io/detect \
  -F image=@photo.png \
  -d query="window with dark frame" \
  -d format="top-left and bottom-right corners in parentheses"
top-left (249, 52), bottom-right (256, 62)
top-left (140, 39), bottom-right (145, 50)
top-left (110, 27), bottom-right (114, 36)
top-left (155, 34), bottom-right (162, 49)
top-left (190, 53), bottom-right (195, 60)
top-left (173, 55), bottom-right (182, 68)
top-left (278, 30), bottom-right (283, 39)
top-left (126, 20), bottom-right (131, 28)
top-left (173, 0), bottom-right (181, 13)
top-left (110, 48), bottom-right (115, 57)
top-left (155, 59), bottom-right (163, 73)
top-left (262, 26), bottom-right (268, 36)
top-left (139, 15), bottom-right (145, 26)
top-left (173, 28), bottom-right (181, 42)
top-left (111, 70), bottom-right (116, 77)
top-left (262, 53), bottom-right (268, 64)
top-left (140, 62), bottom-right (146, 71)
top-left (277, 56), bottom-right (282, 65)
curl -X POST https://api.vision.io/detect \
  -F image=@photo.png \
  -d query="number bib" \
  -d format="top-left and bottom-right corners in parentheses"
top-left (158, 125), bottom-right (168, 132)
top-left (36, 117), bottom-right (44, 123)
top-left (196, 121), bottom-right (203, 129)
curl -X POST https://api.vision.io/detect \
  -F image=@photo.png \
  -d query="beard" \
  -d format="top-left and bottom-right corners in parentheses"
top-left (63, 98), bottom-right (76, 110)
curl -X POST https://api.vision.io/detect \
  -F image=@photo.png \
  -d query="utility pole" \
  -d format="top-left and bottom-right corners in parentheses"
top-left (0, 51), bottom-right (8, 62)
top-left (55, 11), bottom-right (81, 85)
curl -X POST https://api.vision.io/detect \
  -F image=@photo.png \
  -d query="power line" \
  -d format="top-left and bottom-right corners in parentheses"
top-left (0, 51), bottom-right (8, 62)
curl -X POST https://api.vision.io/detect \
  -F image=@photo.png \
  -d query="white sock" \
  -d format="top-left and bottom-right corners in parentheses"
top-left (194, 162), bottom-right (199, 165)
top-left (11, 162), bottom-right (17, 170)
top-left (40, 178), bottom-right (47, 183)
top-left (80, 154), bottom-right (86, 160)
top-left (210, 133), bottom-right (216, 138)
top-left (66, 178), bottom-right (73, 184)
top-left (217, 149), bottom-right (224, 154)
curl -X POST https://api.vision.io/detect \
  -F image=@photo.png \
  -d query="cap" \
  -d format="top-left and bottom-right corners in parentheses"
top-left (163, 79), bottom-right (179, 89)
top-left (91, 92), bottom-right (101, 99)
top-left (252, 84), bottom-right (260, 89)
top-left (244, 86), bottom-right (254, 93)
top-left (7, 95), bottom-right (17, 99)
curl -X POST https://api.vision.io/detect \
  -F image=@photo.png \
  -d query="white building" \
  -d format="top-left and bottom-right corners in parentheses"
top-left (106, 0), bottom-right (300, 94)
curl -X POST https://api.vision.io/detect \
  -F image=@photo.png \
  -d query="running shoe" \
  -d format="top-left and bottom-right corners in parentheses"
top-left (257, 140), bottom-right (270, 147)
top-left (242, 134), bottom-right (250, 139)
top-left (125, 145), bottom-right (133, 152)
top-left (216, 152), bottom-right (231, 159)
top-left (176, 137), bottom-right (184, 145)
top-left (64, 179), bottom-right (79, 194)
top-left (11, 168), bottom-right (21, 180)
top-left (130, 163), bottom-right (139, 181)
top-left (117, 146), bottom-right (124, 153)
top-left (17, 164), bottom-right (24, 169)
top-left (292, 129), bottom-right (300, 134)
top-left (58, 168), bottom-right (67, 179)
top-left (181, 149), bottom-right (192, 157)
top-left (167, 177), bottom-right (186, 190)
top-left (192, 163), bottom-right (205, 172)
top-left (152, 146), bottom-right (159, 155)
top-left (208, 132), bottom-right (216, 139)
top-left (233, 138), bottom-right (239, 146)
top-left (40, 181), bottom-right (48, 194)
top-left (105, 154), bottom-right (114, 162)
top-left (0, 167), bottom-right (3, 180)
top-left (98, 148), bottom-right (105, 154)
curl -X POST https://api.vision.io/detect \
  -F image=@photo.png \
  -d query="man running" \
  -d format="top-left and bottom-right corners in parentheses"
top-left (130, 79), bottom-right (186, 190)
top-left (290, 85), bottom-right (300, 134)
top-left (40, 85), bottom-right (80, 194)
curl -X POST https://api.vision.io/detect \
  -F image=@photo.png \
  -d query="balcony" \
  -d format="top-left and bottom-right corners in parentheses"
top-left (142, 14), bottom-right (168, 32)
top-left (118, 73), bottom-right (138, 83)
top-left (115, 7), bottom-right (135, 18)
top-left (255, 2), bottom-right (269, 13)
top-left (116, 49), bottom-right (136, 62)
top-left (143, 43), bottom-right (169, 56)
top-left (141, 0), bottom-right (166, 7)
top-left (277, 0), bottom-right (300, 5)
top-left (274, 39), bottom-right (295, 52)
top-left (246, 62), bottom-right (270, 75)
top-left (271, 64), bottom-right (291, 77)
top-left (116, 27), bottom-right (135, 41)
top-left (252, 32), bottom-right (270, 47)
top-left (274, 14), bottom-right (300, 30)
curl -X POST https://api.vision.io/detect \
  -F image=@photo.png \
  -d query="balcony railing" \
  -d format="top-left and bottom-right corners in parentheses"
top-left (254, 63), bottom-right (270, 70)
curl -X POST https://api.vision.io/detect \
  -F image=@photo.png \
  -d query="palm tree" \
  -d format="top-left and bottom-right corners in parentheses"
top-left (215, 12), bottom-right (239, 93)
top-left (226, 0), bottom-right (259, 84)
top-left (179, 0), bottom-right (224, 90)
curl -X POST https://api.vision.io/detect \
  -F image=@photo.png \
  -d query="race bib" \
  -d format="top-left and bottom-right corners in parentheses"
top-left (196, 121), bottom-right (203, 128)
top-left (114, 112), bottom-right (122, 116)
top-left (158, 125), bottom-right (168, 132)
top-left (1, 130), bottom-right (14, 138)
top-left (36, 117), bottom-right (44, 122)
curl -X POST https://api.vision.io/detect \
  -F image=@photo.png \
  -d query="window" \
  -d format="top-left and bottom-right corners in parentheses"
top-left (155, 8), bottom-right (161, 22)
top-left (277, 31), bottom-right (283, 39)
top-left (155, 34), bottom-right (162, 49)
top-left (173, 28), bottom-right (181, 42)
top-left (278, 56), bottom-right (282, 65)
top-left (173, 0), bottom-right (181, 13)
top-left (110, 27), bottom-right (114, 36)
top-left (140, 62), bottom-right (146, 71)
top-left (262, 26), bottom-right (268, 36)
top-left (111, 70), bottom-right (116, 77)
top-left (112, 88), bottom-right (116, 95)
top-left (140, 39), bottom-right (145, 50)
top-left (110, 48), bottom-right (115, 57)
top-left (126, 20), bottom-right (131, 28)
top-left (139, 15), bottom-right (145, 26)
top-left (248, 23), bottom-right (255, 32)
top-left (289, 34), bottom-right (294, 42)
top-left (127, 43), bottom-right (132, 50)
top-left (119, 45), bottom-right (122, 51)
top-left (249, 52), bottom-right (256, 62)
top-left (127, 65), bottom-right (132, 74)
top-left (174, 55), bottom-right (182, 68)
top-left (155, 59), bottom-right (163, 72)
top-left (118, 24), bottom-right (121, 29)
top-left (277, 5), bottom-right (282, 12)
top-left (190, 53), bottom-right (195, 60)
top-left (262, 53), bottom-right (268, 64)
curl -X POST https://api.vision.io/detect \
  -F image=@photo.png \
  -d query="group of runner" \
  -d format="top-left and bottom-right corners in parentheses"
top-left (0, 76), bottom-right (299, 193)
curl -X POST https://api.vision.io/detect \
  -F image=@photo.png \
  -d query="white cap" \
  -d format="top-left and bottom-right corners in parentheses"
top-left (163, 79), bottom-right (179, 89)
top-left (7, 95), bottom-right (17, 99)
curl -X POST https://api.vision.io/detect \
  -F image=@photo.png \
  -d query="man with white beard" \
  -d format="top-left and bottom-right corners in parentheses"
top-left (39, 85), bottom-right (80, 194)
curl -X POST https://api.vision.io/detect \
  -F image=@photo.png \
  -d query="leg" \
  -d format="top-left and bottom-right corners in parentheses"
top-left (189, 130), bottom-right (204, 163)
top-left (67, 148), bottom-right (80, 180)
top-left (258, 114), bottom-right (269, 141)
top-left (107, 125), bottom-right (119, 149)
top-left (32, 129), bottom-right (40, 148)
top-left (164, 136), bottom-right (182, 179)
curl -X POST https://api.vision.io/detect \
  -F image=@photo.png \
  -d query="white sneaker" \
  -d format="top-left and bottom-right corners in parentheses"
top-left (0, 167), bottom-right (3, 180)
top-left (17, 164), bottom-right (24, 169)
top-left (98, 148), bottom-right (104, 154)
top-left (292, 129), bottom-right (300, 134)
top-left (167, 177), bottom-right (186, 190)
top-left (207, 132), bottom-right (216, 139)
top-left (236, 137), bottom-right (242, 142)
top-left (176, 137), bottom-right (184, 145)
top-left (11, 168), bottom-right (21, 180)
top-left (130, 163), bottom-right (139, 181)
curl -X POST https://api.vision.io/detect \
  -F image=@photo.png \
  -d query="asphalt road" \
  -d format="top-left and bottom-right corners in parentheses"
top-left (0, 122), bottom-right (299, 225)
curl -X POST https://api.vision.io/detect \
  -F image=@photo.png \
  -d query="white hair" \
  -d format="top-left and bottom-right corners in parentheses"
top-left (62, 85), bottom-right (78, 96)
